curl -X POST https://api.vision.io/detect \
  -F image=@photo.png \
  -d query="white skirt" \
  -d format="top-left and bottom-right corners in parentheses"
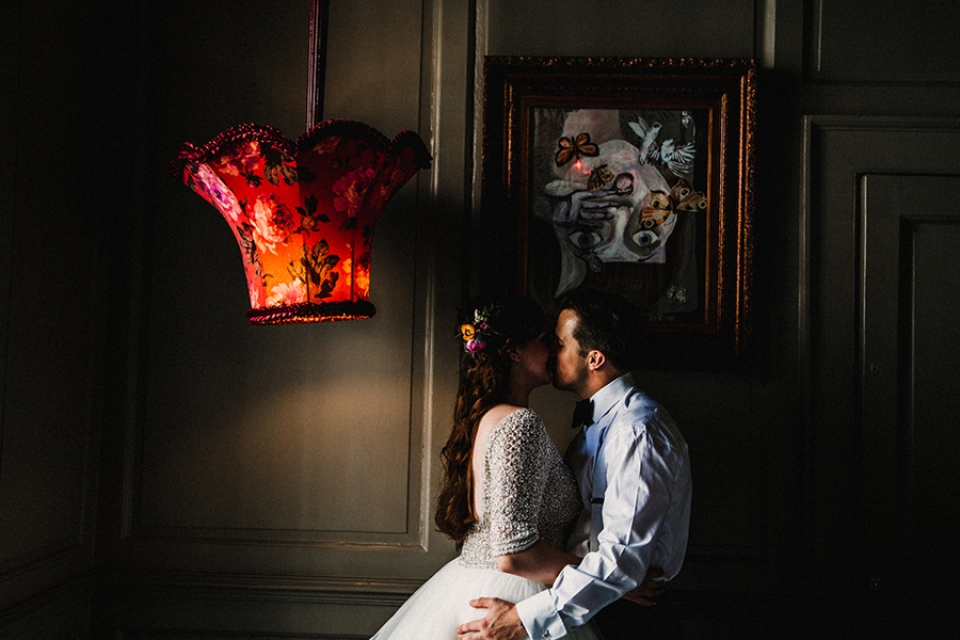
top-left (371, 558), bottom-right (599, 640)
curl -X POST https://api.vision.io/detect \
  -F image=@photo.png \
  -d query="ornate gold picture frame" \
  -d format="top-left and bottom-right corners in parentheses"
top-left (481, 57), bottom-right (756, 368)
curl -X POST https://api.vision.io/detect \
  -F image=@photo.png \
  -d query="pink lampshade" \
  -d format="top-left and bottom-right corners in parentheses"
top-left (174, 119), bottom-right (431, 324)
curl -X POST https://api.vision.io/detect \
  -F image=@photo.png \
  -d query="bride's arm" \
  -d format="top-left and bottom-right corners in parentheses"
top-left (495, 539), bottom-right (581, 585)
top-left (499, 542), bottom-right (667, 604)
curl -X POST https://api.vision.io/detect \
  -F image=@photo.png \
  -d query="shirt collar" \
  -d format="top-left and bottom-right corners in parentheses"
top-left (588, 372), bottom-right (633, 426)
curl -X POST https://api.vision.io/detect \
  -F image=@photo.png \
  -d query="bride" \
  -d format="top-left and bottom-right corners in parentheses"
top-left (372, 295), bottom-right (654, 640)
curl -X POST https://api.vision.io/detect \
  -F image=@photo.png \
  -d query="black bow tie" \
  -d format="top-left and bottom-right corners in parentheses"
top-left (571, 399), bottom-right (594, 429)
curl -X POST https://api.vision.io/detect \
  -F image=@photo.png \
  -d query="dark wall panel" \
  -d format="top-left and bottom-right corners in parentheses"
top-left (808, 0), bottom-right (960, 83)
top-left (109, 0), bottom-right (451, 595)
top-left (486, 0), bottom-right (756, 58)
top-left (0, 0), bottom-right (106, 620)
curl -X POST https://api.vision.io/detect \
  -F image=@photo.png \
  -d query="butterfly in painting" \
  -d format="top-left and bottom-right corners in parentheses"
top-left (588, 164), bottom-right (615, 191)
top-left (639, 179), bottom-right (707, 229)
top-left (556, 132), bottom-right (599, 167)
top-left (670, 179), bottom-right (707, 212)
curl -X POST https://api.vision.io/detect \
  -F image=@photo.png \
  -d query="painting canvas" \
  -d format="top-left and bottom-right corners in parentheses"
top-left (527, 106), bottom-right (709, 324)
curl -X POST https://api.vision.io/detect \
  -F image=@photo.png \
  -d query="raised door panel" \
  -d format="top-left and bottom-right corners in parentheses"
top-left (803, 117), bottom-right (960, 634)
top-left (859, 174), bottom-right (960, 634)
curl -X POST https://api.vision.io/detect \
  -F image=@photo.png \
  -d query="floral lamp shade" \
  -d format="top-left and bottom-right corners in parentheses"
top-left (174, 120), bottom-right (431, 324)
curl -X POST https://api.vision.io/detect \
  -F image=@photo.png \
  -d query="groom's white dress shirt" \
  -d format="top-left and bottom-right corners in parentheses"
top-left (516, 373), bottom-right (693, 639)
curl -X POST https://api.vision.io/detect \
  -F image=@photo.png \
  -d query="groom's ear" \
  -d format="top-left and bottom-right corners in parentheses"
top-left (586, 350), bottom-right (606, 371)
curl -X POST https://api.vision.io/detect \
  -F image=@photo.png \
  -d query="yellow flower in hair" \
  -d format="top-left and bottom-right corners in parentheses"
top-left (460, 323), bottom-right (476, 340)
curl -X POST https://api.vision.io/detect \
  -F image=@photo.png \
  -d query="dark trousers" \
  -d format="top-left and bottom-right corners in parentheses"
top-left (591, 597), bottom-right (682, 640)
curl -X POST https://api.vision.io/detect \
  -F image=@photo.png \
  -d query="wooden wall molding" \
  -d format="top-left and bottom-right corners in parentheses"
top-left (97, 576), bottom-right (419, 640)
top-left (0, 573), bottom-right (94, 629)
top-left (104, 570), bottom-right (421, 597)
top-left (0, 540), bottom-right (84, 581)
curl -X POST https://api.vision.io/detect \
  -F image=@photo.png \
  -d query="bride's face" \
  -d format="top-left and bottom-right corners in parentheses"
top-left (514, 332), bottom-right (552, 388)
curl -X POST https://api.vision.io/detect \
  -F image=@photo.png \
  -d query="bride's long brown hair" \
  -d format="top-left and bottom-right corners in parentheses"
top-left (434, 295), bottom-right (545, 542)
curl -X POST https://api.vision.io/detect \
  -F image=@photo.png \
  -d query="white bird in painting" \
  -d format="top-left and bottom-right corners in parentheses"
top-left (628, 117), bottom-right (661, 164)
top-left (649, 138), bottom-right (696, 180)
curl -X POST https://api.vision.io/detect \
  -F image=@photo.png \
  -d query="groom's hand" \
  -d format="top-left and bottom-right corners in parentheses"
top-left (621, 566), bottom-right (666, 606)
top-left (456, 598), bottom-right (526, 640)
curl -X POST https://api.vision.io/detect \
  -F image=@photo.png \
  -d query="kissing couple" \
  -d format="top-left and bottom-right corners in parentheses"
top-left (372, 289), bottom-right (692, 640)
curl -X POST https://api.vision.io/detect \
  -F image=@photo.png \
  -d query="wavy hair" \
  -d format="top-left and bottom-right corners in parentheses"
top-left (434, 294), bottom-right (544, 542)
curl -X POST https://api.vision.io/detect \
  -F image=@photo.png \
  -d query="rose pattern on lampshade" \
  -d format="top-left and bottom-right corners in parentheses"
top-left (174, 119), bottom-right (431, 324)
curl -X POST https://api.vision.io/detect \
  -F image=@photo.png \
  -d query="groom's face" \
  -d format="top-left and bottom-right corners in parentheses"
top-left (551, 309), bottom-right (589, 396)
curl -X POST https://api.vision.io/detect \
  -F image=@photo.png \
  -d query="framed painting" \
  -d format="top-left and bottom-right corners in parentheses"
top-left (481, 57), bottom-right (756, 368)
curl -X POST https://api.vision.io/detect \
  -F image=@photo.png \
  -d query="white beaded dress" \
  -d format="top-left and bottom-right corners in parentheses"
top-left (370, 408), bottom-right (599, 640)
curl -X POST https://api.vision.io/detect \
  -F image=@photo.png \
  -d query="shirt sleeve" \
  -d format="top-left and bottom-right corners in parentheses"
top-left (518, 415), bottom-right (689, 638)
top-left (485, 410), bottom-right (550, 557)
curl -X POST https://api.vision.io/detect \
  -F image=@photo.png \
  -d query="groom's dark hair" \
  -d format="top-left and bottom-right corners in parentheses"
top-left (559, 289), bottom-right (643, 372)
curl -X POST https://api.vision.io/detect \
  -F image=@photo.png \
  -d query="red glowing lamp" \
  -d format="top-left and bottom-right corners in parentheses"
top-left (174, 119), bottom-right (431, 324)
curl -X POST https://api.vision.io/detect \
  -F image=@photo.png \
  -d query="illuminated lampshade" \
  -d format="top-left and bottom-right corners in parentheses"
top-left (174, 119), bottom-right (431, 324)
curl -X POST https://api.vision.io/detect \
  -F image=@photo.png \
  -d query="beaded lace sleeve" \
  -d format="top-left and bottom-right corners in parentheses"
top-left (483, 409), bottom-right (551, 557)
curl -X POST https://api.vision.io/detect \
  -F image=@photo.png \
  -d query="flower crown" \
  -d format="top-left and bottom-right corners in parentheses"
top-left (458, 303), bottom-right (506, 354)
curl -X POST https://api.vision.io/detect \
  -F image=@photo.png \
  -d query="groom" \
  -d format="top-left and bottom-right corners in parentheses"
top-left (456, 289), bottom-right (693, 640)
